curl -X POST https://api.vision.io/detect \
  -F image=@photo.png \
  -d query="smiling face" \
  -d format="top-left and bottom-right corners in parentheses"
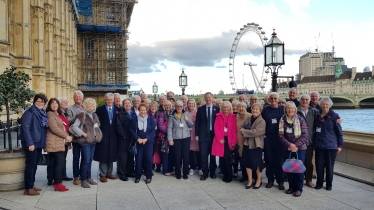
top-left (35, 98), bottom-right (45, 110)
top-left (74, 93), bottom-right (83, 106)
top-left (124, 100), bottom-right (131, 111)
top-left (139, 105), bottom-right (147, 117)
top-left (237, 105), bottom-right (246, 115)
top-left (222, 104), bottom-right (230, 115)
top-left (60, 98), bottom-right (69, 110)
top-left (114, 95), bottom-right (121, 107)
top-left (269, 94), bottom-right (279, 107)
top-left (285, 104), bottom-right (296, 117)
top-left (86, 101), bottom-right (95, 111)
top-left (204, 93), bottom-right (213, 106)
top-left (288, 88), bottom-right (297, 100)
top-left (300, 95), bottom-right (310, 108)
top-left (187, 100), bottom-right (195, 111)
top-left (105, 96), bottom-right (114, 107)
top-left (251, 105), bottom-right (261, 118)
top-left (50, 100), bottom-right (59, 112)
top-left (320, 100), bottom-right (331, 113)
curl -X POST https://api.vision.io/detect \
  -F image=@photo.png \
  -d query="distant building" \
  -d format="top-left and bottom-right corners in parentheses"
top-left (299, 52), bottom-right (345, 77)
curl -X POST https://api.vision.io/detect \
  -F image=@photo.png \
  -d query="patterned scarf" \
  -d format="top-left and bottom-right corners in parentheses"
top-left (279, 114), bottom-right (301, 138)
top-left (31, 105), bottom-right (48, 128)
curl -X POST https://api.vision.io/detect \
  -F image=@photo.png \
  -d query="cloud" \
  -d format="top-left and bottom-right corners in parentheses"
top-left (160, 63), bottom-right (167, 69)
top-left (215, 65), bottom-right (227, 68)
top-left (128, 80), bottom-right (140, 86)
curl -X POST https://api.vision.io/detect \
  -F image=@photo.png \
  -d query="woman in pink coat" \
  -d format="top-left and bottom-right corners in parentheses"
top-left (212, 101), bottom-right (238, 183)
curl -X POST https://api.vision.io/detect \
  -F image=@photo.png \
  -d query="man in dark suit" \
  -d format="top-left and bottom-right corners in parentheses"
top-left (195, 92), bottom-right (220, 181)
top-left (94, 92), bottom-right (119, 182)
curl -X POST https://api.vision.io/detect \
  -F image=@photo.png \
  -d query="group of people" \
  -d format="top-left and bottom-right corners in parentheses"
top-left (21, 88), bottom-right (343, 198)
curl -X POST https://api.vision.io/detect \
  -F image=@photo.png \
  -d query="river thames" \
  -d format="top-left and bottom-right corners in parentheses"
top-left (335, 109), bottom-right (374, 132)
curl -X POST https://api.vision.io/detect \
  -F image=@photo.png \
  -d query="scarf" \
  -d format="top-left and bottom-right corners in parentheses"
top-left (137, 115), bottom-right (148, 132)
top-left (279, 114), bottom-right (301, 138)
top-left (31, 105), bottom-right (48, 128)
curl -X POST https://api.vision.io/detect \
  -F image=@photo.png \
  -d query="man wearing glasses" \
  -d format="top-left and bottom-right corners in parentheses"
top-left (261, 92), bottom-right (285, 190)
top-left (246, 94), bottom-right (259, 113)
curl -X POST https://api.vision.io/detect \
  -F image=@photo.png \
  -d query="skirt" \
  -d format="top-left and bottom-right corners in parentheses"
top-left (242, 146), bottom-right (263, 171)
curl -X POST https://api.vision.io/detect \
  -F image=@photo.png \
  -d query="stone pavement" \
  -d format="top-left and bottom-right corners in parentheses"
top-left (1, 150), bottom-right (374, 210)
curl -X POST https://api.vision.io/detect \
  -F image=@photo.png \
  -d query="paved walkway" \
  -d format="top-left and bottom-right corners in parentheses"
top-left (1, 150), bottom-right (374, 210)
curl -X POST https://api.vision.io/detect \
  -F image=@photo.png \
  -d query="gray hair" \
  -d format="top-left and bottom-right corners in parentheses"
top-left (58, 97), bottom-right (68, 103)
top-left (104, 92), bottom-right (114, 99)
top-left (310, 91), bottom-right (320, 97)
top-left (239, 94), bottom-right (247, 99)
top-left (289, 87), bottom-right (298, 93)
top-left (83, 98), bottom-right (96, 111)
top-left (175, 100), bottom-right (184, 107)
top-left (221, 101), bottom-right (233, 113)
top-left (163, 100), bottom-right (172, 107)
top-left (159, 95), bottom-right (166, 100)
top-left (114, 93), bottom-right (121, 97)
top-left (133, 95), bottom-right (140, 101)
top-left (181, 95), bottom-right (188, 100)
top-left (250, 94), bottom-right (259, 100)
top-left (237, 102), bottom-right (247, 109)
top-left (268, 92), bottom-right (279, 99)
top-left (300, 94), bottom-right (310, 101)
top-left (145, 99), bottom-right (151, 103)
top-left (284, 101), bottom-right (297, 112)
top-left (318, 97), bottom-right (333, 107)
top-left (215, 99), bottom-right (223, 103)
top-left (232, 100), bottom-right (239, 107)
top-left (74, 90), bottom-right (84, 98)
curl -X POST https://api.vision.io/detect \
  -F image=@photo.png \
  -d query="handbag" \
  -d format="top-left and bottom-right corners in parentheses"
top-left (69, 113), bottom-right (86, 137)
top-left (38, 153), bottom-right (53, 166)
top-left (128, 138), bottom-right (137, 155)
top-left (282, 152), bottom-right (306, 173)
top-left (153, 150), bottom-right (161, 165)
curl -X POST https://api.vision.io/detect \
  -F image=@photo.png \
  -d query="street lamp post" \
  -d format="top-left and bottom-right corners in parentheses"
top-left (152, 82), bottom-right (158, 101)
top-left (179, 69), bottom-right (188, 95)
top-left (265, 29), bottom-right (285, 92)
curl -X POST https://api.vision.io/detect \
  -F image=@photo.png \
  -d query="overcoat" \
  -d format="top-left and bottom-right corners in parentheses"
top-left (93, 105), bottom-right (119, 163)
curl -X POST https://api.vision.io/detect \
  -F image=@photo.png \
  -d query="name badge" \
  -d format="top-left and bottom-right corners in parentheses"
top-left (179, 123), bottom-right (184, 128)
top-left (272, 118), bottom-right (277, 124)
top-left (286, 128), bottom-right (292, 133)
top-left (224, 127), bottom-right (228, 132)
top-left (316, 127), bottom-right (321, 133)
top-left (94, 123), bottom-right (99, 128)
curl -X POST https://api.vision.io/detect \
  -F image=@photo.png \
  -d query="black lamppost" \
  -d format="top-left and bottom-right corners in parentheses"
top-left (179, 69), bottom-right (187, 95)
top-left (265, 29), bottom-right (285, 92)
top-left (152, 82), bottom-right (158, 101)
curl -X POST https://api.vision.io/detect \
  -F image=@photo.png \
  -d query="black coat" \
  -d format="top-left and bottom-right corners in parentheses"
top-left (94, 105), bottom-right (119, 163)
top-left (116, 107), bottom-right (132, 150)
top-left (195, 104), bottom-right (220, 141)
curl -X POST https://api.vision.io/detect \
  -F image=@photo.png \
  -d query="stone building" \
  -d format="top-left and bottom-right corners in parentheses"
top-left (299, 52), bottom-right (344, 77)
top-left (0, 0), bottom-right (79, 101)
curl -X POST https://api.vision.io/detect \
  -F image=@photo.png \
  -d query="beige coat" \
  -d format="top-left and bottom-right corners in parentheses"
top-left (241, 115), bottom-right (266, 149)
top-left (45, 112), bottom-right (69, 152)
top-left (236, 112), bottom-right (251, 157)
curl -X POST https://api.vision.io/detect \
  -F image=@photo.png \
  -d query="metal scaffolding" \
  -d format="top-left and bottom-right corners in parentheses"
top-left (76, 0), bottom-right (137, 94)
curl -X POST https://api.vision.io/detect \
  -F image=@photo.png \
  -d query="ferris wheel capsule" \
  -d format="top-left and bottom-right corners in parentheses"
top-left (263, 78), bottom-right (268, 81)
top-left (265, 69), bottom-right (270, 73)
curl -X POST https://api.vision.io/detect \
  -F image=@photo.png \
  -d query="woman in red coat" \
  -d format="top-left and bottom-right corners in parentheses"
top-left (212, 101), bottom-right (238, 183)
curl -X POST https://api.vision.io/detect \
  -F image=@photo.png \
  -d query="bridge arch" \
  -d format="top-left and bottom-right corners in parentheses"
top-left (330, 96), bottom-right (355, 109)
top-left (358, 96), bottom-right (374, 108)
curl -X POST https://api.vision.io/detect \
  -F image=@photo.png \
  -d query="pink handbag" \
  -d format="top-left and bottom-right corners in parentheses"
top-left (282, 152), bottom-right (306, 173)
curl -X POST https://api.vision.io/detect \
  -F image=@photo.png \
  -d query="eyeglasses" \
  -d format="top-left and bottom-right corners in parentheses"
top-left (35, 100), bottom-right (45, 104)
top-left (176, 106), bottom-right (183, 108)
top-left (300, 99), bottom-right (309, 101)
top-left (269, 98), bottom-right (278, 100)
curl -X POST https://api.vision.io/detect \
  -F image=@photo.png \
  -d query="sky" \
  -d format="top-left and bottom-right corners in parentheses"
top-left (127, 0), bottom-right (374, 95)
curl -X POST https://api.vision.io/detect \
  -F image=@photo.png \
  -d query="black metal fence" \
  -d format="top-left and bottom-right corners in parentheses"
top-left (0, 118), bottom-right (22, 149)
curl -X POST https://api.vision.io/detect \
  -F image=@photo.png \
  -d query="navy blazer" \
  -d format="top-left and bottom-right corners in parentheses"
top-left (21, 107), bottom-right (47, 148)
top-left (195, 104), bottom-right (220, 141)
top-left (130, 116), bottom-right (155, 145)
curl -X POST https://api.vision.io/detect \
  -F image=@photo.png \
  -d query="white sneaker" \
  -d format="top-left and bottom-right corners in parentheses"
top-left (198, 170), bottom-right (203, 176)
top-left (189, 169), bottom-right (194, 175)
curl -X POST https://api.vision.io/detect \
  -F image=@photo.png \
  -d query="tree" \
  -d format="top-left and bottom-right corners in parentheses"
top-left (0, 67), bottom-right (35, 153)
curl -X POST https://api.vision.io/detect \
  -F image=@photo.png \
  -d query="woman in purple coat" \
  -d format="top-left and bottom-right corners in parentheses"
top-left (279, 101), bottom-right (308, 197)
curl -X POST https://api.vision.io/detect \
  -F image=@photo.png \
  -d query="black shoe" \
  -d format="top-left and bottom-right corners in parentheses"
top-left (210, 174), bottom-right (217, 179)
top-left (135, 179), bottom-right (140, 183)
top-left (200, 176), bottom-right (206, 181)
top-left (145, 179), bottom-right (152, 184)
top-left (266, 182), bottom-right (273, 188)
top-left (326, 186), bottom-right (332, 191)
top-left (62, 177), bottom-right (73, 181)
top-left (183, 175), bottom-right (188, 180)
top-left (239, 178), bottom-right (248, 183)
top-left (47, 180), bottom-right (54, 186)
top-left (278, 184), bottom-right (285, 190)
top-left (315, 185), bottom-right (322, 190)
top-left (253, 182), bottom-right (262, 189)
top-left (245, 185), bottom-right (252, 189)
top-left (126, 173), bottom-right (136, 178)
top-left (176, 176), bottom-right (181, 179)
top-left (119, 176), bottom-right (129, 181)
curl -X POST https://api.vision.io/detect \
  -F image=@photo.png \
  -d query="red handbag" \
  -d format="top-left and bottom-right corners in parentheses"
top-left (153, 150), bottom-right (161, 165)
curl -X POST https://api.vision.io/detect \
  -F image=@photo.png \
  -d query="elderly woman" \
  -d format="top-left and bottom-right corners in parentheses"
top-left (187, 99), bottom-right (202, 176)
top-left (130, 104), bottom-right (156, 184)
top-left (232, 100), bottom-right (239, 115)
top-left (21, 93), bottom-right (48, 196)
top-left (314, 97), bottom-right (343, 191)
top-left (241, 103), bottom-right (266, 189)
top-left (212, 101), bottom-right (238, 183)
top-left (169, 98), bottom-right (176, 109)
top-left (72, 98), bottom-right (102, 188)
top-left (278, 102), bottom-right (308, 197)
top-left (148, 101), bottom-right (160, 171)
top-left (168, 100), bottom-right (194, 179)
top-left (236, 102), bottom-right (251, 182)
top-left (157, 100), bottom-right (173, 176)
top-left (144, 99), bottom-right (152, 110)
top-left (45, 98), bottom-right (73, 192)
top-left (278, 98), bottom-right (286, 106)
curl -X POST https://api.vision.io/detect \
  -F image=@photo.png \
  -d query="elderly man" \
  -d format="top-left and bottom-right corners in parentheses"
top-left (46, 97), bottom-right (72, 185)
top-left (297, 94), bottom-right (319, 188)
top-left (140, 93), bottom-right (147, 103)
top-left (114, 93), bottom-right (121, 108)
top-left (181, 95), bottom-right (188, 110)
top-left (66, 90), bottom-right (84, 185)
top-left (195, 92), bottom-right (220, 180)
top-left (246, 94), bottom-right (259, 113)
top-left (94, 93), bottom-right (119, 182)
top-left (167, 91), bottom-right (174, 100)
top-left (310, 91), bottom-right (321, 111)
top-left (261, 92), bottom-right (285, 190)
top-left (239, 94), bottom-right (248, 106)
top-left (263, 95), bottom-right (270, 107)
top-left (158, 95), bottom-right (166, 112)
top-left (116, 99), bottom-right (133, 181)
top-left (286, 87), bottom-right (300, 107)
top-left (126, 95), bottom-right (141, 177)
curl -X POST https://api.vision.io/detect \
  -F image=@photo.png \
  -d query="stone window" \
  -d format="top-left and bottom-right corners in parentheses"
top-left (106, 71), bottom-right (116, 84)
top-left (106, 41), bottom-right (115, 60)
top-left (105, 7), bottom-right (116, 26)
top-left (85, 40), bottom-right (94, 60)
top-left (85, 70), bottom-right (94, 84)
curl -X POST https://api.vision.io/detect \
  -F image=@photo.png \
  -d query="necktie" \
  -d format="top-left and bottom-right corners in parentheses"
top-left (207, 106), bottom-right (211, 133)
top-left (109, 107), bottom-right (113, 123)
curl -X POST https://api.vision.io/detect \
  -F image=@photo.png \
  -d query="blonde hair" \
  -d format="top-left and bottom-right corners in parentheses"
top-left (220, 101), bottom-right (233, 113)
